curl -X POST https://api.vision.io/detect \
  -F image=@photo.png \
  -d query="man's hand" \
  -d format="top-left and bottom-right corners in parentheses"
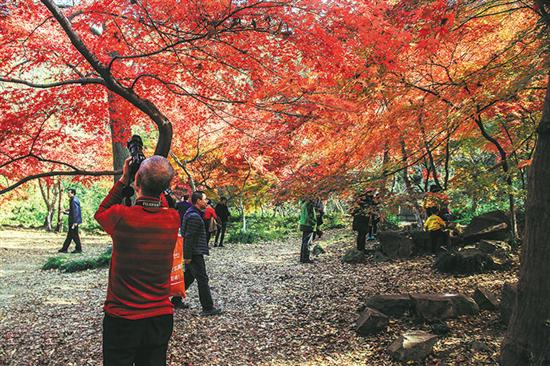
top-left (184, 259), bottom-right (192, 264)
top-left (119, 157), bottom-right (132, 185)
top-left (71, 224), bottom-right (77, 230)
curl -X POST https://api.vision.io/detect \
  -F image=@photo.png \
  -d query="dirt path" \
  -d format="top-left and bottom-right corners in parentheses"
top-left (0, 229), bottom-right (516, 365)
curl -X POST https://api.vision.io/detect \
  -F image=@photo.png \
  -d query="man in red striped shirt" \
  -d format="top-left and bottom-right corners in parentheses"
top-left (95, 155), bottom-right (180, 366)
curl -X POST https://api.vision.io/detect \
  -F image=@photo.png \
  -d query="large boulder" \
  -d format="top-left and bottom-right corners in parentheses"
top-left (378, 231), bottom-right (414, 259)
top-left (446, 294), bottom-right (480, 316)
top-left (477, 240), bottom-right (512, 255)
top-left (388, 331), bottom-right (438, 362)
top-left (356, 308), bottom-right (389, 336)
top-left (411, 294), bottom-right (456, 321)
top-left (434, 248), bottom-right (495, 275)
top-left (410, 231), bottom-right (433, 254)
top-left (411, 294), bottom-right (479, 320)
top-left (461, 210), bottom-right (510, 244)
top-left (473, 287), bottom-right (500, 311)
top-left (501, 282), bottom-right (518, 326)
top-left (365, 294), bottom-right (414, 317)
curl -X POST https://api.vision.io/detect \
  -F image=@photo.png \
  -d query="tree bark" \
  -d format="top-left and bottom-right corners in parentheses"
top-left (108, 92), bottom-right (130, 182)
top-left (500, 75), bottom-right (550, 365)
top-left (55, 179), bottom-right (63, 232)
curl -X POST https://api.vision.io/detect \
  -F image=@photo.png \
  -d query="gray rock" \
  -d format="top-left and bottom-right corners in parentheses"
top-left (365, 294), bottom-right (413, 317)
top-left (379, 231), bottom-right (415, 259)
top-left (356, 308), bottom-right (389, 336)
top-left (462, 210), bottom-right (510, 243)
top-left (410, 231), bottom-right (432, 253)
top-left (388, 331), bottom-right (438, 361)
top-left (342, 248), bottom-right (366, 263)
top-left (501, 282), bottom-right (518, 326)
top-left (434, 248), bottom-right (495, 275)
top-left (473, 287), bottom-right (500, 310)
top-left (477, 240), bottom-right (511, 254)
top-left (445, 294), bottom-right (479, 316)
top-left (411, 294), bottom-right (456, 321)
top-left (311, 244), bottom-right (325, 256)
top-left (471, 340), bottom-right (492, 352)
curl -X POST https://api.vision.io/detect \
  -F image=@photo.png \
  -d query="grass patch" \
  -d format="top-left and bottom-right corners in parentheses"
top-left (42, 247), bottom-right (112, 273)
top-left (225, 212), bottom-right (348, 244)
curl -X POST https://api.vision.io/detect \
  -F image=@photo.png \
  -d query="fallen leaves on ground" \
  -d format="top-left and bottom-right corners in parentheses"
top-left (0, 229), bottom-right (517, 365)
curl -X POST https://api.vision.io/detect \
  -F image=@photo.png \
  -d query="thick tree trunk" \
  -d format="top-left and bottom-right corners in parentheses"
top-left (500, 76), bottom-right (550, 365)
top-left (55, 180), bottom-right (63, 232)
top-left (108, 92), bottom-right (130, 182)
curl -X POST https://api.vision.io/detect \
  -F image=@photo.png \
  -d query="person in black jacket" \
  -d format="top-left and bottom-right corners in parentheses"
top-left (352, 190), bottom-right (378, 251)
top-left (58, 188), bottom-right (83, 253)
top-left (171, 191), bottom-right (222, 316)
top-left (214, 197), bottom-right (230, 247)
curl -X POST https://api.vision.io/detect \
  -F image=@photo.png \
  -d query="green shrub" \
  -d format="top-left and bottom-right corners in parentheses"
top-left (43, 248), bottom-right (112, 273)
top-left (42, 256), bottom-right (67, 270)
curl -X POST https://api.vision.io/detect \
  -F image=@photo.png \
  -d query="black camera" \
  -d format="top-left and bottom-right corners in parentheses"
top-left (127, 135), bottom-right (146, 183)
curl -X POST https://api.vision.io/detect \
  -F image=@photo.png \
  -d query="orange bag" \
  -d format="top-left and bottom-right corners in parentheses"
top-left (169, 236), bottom-right (186, 297)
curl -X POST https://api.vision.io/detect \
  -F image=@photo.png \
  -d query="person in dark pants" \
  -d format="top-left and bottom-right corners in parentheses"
top-left (299, 199), bottom-right (317, 263)
top-left (172, 191), bottom-right (222, 316)
top-left (58, 188), bottom-right (83, 253)
top-left (352, 190), bottom-right (377, 251)
top-left (214, 197), bottom-right (230, 247)
top-left (95, 156), bottom-right (180, 366)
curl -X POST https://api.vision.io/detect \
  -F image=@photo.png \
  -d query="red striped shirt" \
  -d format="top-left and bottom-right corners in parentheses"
top-left (95, 181), bottom-right (180, 320)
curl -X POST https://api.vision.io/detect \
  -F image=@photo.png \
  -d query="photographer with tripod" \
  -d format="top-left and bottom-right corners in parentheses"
top-left (95, 136), bottom-right (180, 366)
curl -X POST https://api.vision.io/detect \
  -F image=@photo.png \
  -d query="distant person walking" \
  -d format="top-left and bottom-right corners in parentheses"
top-left (299, 198), bottom-right (317, 263)
top-left (203, 200), bottom-right (219, 246)
top-left (214, 197), bottom-right (230, 247)
top-left (58, 188), bottom-right (82, 253)
top-left (171, 191), bottom-right (222, 316)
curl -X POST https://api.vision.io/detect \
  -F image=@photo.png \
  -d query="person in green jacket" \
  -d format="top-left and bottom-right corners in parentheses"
top-left (299, 198), bottom-right (317, 263)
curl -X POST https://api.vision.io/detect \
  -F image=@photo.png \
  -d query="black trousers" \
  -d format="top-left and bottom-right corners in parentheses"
top-left (61, 225), bottom-right (81, 251)
top-left (103, 314), bottom-right (173, 366)
top-left (173, 255), bottom-right (214, 310)
top-left (214, 221), bottom-right (227, 246)
top-left (356, 230), bottom-right (367, 251)
top-left (300, 230), bottom-right (313, 262)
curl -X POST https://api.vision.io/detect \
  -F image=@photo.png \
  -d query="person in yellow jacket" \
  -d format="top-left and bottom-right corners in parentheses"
top-left (424, 207), bottom-right (447, 253)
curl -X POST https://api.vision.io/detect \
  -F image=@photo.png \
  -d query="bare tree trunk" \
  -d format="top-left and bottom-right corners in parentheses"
top-left (500, 75), bottom-right (550, 365)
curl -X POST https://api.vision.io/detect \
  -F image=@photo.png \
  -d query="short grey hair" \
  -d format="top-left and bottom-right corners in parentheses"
top-left (136, 155), bottom-right (175, 197)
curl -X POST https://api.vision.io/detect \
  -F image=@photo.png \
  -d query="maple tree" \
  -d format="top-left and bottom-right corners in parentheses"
top-left (1, 0), bottom-right (550, 363)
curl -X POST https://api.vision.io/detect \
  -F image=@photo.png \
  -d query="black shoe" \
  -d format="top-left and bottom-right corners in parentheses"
top-left (301, 259), bottom-right (314, 264)
top-left (218, 244), bottom-right (224, 247)
top-left (71, 249), bottom-right (82, 254)
top-left (213, 243), bottom-right (218, 247)
top-left (58, 249), bottom-right (68, 253)
top-left (200, 307), bottom-right (222, 316)
top-left (172, 302), bottom-right (190, 310)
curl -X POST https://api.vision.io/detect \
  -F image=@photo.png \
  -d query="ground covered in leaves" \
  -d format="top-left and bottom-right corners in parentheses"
top-left (0, 228), bottom-right (517, 365)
